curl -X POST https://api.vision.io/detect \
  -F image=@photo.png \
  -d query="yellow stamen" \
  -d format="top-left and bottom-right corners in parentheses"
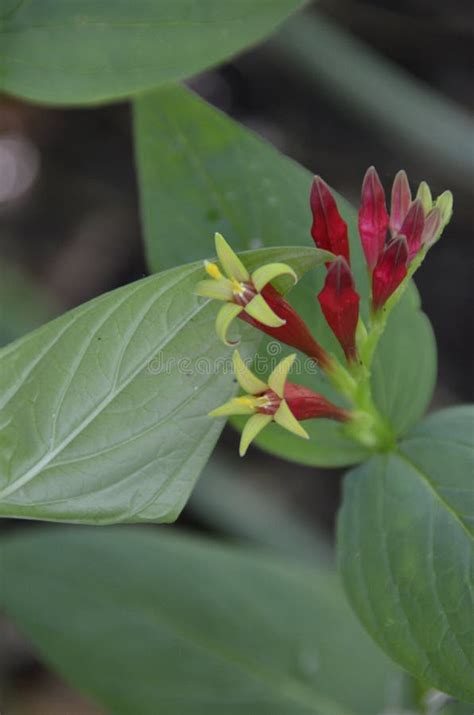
top-left (204, 260), bottom-right (223, 280)
top-left (235, 396), bottom-right (258, 410)
top-left (231, 277), bottom-right (244, 295)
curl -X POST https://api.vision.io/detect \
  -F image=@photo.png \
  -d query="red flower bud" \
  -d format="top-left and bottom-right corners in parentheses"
top-left (310, 176), bottom-right (350, 264)
top-left (390, 170), bottom-right (412, 237)
top-left (317, 257), bottom-right (359, 361)
top-left (239, 284), bottom-right (331, 369)
top-left (372, 236), bottom-right (408, 312)
top-left (283, 383), bottom-right (349, 422)
top-left (422, 207), bottom-right (442, 247)
top-left (358, 166), bottom-right (389, 270)
top-left (400, 199), bottom-right (425, 261)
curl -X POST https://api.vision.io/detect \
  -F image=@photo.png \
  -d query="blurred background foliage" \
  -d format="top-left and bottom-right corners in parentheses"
top-left (0, 0), bottom-right (472, 712)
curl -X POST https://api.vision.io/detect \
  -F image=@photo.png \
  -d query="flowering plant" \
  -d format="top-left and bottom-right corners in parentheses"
top-left (201, 169), bottom-right (452, 458)
top-left (0, 4), bottom-right (472, 713)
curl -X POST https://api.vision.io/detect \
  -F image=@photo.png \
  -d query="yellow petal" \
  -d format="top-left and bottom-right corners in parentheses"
top-left (435, 191), bottom-right (453, 228)
top-left (416, 181), bottom-right (433, 213)
top-left (268, 354), bottom-right (296, 398)
top-left (195, 279), bottom-right (233, 301)
top-left (244, 294), bottom-right (285, 328)
top-left (239, 413), bottom-right (273, 456)
top-left (251, 262), bottom-right (297, 292)
top-left (215, 303), bottom-right (243, 346)
top-left (273, 400), bottom-right (309, 439)
top-left (215, 232), bottom-right (249, 282)
top-left (232, 351), bottom-right (267, 395)
top-left (209, 397), bottom-right (257, 417)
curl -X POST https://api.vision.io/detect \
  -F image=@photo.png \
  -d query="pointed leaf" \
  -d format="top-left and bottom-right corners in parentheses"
top-left (338, 407), bottom-right (474, 702)
top-left (0, 246), bottom-right (316, 523)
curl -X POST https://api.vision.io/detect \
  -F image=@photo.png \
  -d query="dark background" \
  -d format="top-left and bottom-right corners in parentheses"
top-left (0, 1), bottom-right (472, 711)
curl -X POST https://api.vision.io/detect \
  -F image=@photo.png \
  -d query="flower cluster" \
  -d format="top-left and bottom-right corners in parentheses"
top-left (197, 169), bottom-right (452, 455)
top-left (358, 168), bottom-right (452, 312)
top-left (310, 171), bottom-right (452, 359)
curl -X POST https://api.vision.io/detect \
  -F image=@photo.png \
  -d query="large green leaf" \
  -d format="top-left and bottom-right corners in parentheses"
top-left (338, 406), bottom-right (474, 702)
top-left (0, 0), bottom-right (303, 105)
top-left (134, 84), bottom-right (437, 466)
top-left (0, 246), bottom-right (321, 524)
top-left (0, 527), bottom-right (409, 715)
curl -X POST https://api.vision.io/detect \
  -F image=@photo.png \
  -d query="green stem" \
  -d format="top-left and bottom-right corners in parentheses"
top-left (361, 247), bottom-right (428, 371)
top-left (318, 352), bottom-right (395, 453)
top-left (345, 369), bottom-right (396, 451)
top-left (310, 252), bottom-right (438, 451)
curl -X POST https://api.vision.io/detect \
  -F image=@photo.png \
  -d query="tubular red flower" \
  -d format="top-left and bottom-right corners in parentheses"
top-left (209, 352), bottom-right (349, 455)
top-left (310, 176), bottom-right (350, 264)
top-left (372, 236), bottom-right (408, 312)
top-left (247, 384), bottom-right (348, 423)
top-left (358, 166), bottom-right (389, 270)
top-left (317, 257), bottom-right (359, 362)
top-left (283, 383), bottom-right (349, 422)
top-left (400, 199), bottom-right (425, 261)
top-left (239, 284), bottom-right (331, 369)
top-left (390, 170), bottom-right (412, 237)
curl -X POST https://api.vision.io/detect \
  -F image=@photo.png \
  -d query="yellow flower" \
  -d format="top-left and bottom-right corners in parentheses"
top-left (196, 233), bottom-right (297, 345)
top-left (209, 351), bottom-right (308, 456)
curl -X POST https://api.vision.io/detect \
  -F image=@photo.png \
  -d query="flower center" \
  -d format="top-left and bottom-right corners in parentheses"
top-left (256, 389), bottom-right (281, 416)
top-left (232, 280), bottom-right (256, 306)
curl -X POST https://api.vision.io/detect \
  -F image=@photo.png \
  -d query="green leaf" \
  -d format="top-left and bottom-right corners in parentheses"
top-left (337, 406), bottom-right (474, 702)
top-left (0, 0), bottom-right (304, 105)
top-left (0, 246), bottom-right (320, 524)
top-left (134, 84), bottom-right (437, 466)
top-left (371, 289), bottom-right (437, 436)
top-left (0, 527), bottom-right (408, 715)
